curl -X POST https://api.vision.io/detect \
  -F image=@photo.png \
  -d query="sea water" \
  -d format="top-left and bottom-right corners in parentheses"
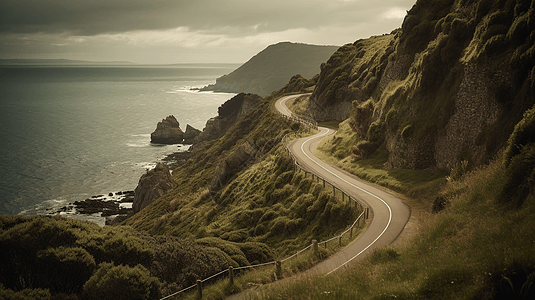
top-left (0, 64), bottom-right (239, 217)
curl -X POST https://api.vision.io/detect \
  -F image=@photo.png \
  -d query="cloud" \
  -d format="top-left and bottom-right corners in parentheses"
top-left (0, 0), bottom-right (416, 63)
top-left (0, 0), bottom-right (413, 36)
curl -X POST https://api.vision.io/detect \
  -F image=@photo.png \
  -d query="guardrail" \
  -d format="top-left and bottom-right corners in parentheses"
top-left (277, 106), bottom-right (319, 130)
top-left (160, 104), bottom-right (368, 300)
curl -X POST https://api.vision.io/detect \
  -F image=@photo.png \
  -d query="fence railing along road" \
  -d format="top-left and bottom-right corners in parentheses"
top-left (160, 97), bottom-right (370, 300)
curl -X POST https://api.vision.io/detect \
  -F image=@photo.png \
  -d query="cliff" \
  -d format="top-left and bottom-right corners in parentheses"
top-left (305, 0), bottom-right (535, 171)
top-left (194, 93), bottom-right (263, 144)
top-left (200, 42), bottom-right (338, 96)
top-left (133, 162), bottom-right (178, 213)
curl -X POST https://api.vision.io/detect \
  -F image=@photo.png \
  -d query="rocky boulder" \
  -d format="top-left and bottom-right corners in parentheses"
top-left (183, 124), bottom-right (201, 144)
top-left (150, 115), bottom-right (184, 144)
top-left (133, 163), bottom-right (178, 213)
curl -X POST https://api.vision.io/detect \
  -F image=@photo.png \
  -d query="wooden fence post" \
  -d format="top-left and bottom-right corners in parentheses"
top-left (339, 235), bottom-right (342, 247)
top-left (229, 266), bottom-right (234, 286)
top-left (197, 279), bottom-right (202, 299)
top-left (350, 226), bottom-right (353, 239)
top-left (276, 261), bottom-right (281, 278)
top-left (312, 239), bottom-right (318, 256)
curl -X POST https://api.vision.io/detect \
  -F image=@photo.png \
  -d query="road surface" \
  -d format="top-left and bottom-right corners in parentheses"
top-left (227, 94), bottom-right (410, 299)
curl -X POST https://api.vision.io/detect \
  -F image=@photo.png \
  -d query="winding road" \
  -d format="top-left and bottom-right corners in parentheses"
top-left (277, 94), bottom-right (410, 274)
top-left (227, 94), bottom-right (410, 299)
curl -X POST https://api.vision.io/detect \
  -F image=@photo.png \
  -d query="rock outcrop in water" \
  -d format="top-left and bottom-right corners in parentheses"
top-left (133, 163), bottom-right (177, 213)
top-left (183, 124), bottom-right (201, 144)
top-left (150, 115), bottom-right (184, 144)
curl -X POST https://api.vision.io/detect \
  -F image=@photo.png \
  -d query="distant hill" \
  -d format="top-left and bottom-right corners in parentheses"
top-left (200, 42), bottom-right (339, 96)
top-left (0, 58), bottom-right (135, 65)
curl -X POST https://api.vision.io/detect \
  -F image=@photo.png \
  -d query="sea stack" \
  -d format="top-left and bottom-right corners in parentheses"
top-left (150, 115), bottom-right (184, 144)
top-left (183, 124), bottom-right (202, 144)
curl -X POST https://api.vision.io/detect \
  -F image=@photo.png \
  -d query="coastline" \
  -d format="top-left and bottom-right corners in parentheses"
top-left (18, 144), bottom-right (194, 227)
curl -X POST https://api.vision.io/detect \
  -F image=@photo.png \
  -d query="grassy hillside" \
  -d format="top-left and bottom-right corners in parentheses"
top-left (124, 93), bottom-right (363, 255)
top-left (308, 0), bottom-right (535, 171)
top-left (254, 156), bottom-right (535, 299)
top-left (0, 91), bottom-right (366, 299)
top-left (201, 42), bottom-right (338, 96)
top-left (3, 0), bottom-right (534, 299)
top-left (252, 78), bottom-right (535, 300)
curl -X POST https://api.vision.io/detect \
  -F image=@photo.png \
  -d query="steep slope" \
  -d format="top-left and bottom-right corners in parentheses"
top-left (306, 0), bottom-right (535, 171)
top-left (201, 42), bottom-right (338, 96)
top-left (124, 92), bottom-right (361, 258)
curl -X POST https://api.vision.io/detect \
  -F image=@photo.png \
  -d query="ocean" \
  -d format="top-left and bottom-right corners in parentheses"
top-left (0, 64), bottom-right (239, 219)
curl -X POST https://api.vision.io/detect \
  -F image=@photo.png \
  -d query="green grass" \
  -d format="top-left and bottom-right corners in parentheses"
top-left (315, 119), bottom-right (446, 201)
top-left (251, 157), bottom-right (535, 299)
top-left (176, 220), bottom-right (370, 300)
top-left (318, 121), bottom-right (340, 129)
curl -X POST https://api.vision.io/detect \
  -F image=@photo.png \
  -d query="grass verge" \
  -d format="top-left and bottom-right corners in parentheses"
top-left (251, 156), bottom-right (535, 299)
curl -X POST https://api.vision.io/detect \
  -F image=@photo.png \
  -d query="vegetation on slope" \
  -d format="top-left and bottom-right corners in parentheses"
top-left (3, 0), bottom-right (534, 299)
top-left (309, 0), bottom-right (535, 171)
top-left (0, 215), bottom-right (239, 299)
top-left (255, 94), bottom-right (535, 300)
top-left (125, 94), bottom-right (363, 255)
top-left (0, 83), bottom-right (363, 299)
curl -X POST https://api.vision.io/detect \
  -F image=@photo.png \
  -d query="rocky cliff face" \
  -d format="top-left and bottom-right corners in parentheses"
top-left (133, 163), bottom-right (178, 213)
top-left (303, 0), bottom-right (535, 171)
top-left (195, 93), bottom-right (263, 143)
top-left (183, 124), bottom-right (201, 144)
top-left (150, 115), bottom-right (184, 144)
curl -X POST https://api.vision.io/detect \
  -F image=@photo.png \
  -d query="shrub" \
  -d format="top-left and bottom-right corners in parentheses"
top-left (0, 284), bottom-right (51, 300)
top-left (36, 246), bottom-right (96, 294)
top-left (350, 102), bottom-right (374, 137)
top-left (306, 192), bottom-right (331, 221)
top-left (367, 121), bottom-right (385, 143)
top-left (275, 171), bottom-right (294, 188)
top-left (369, 247), bottom-right (400, 264)
top-left (352, 140), bottom-right (379, 159)
top-left (259, 210), bottom-right (278, 224)
top-left (225, 229), bottom-right (248, 243)
top-left (504, 105), bottom-right (535, 165)
top-left (499, 143), bottom-right (535, 207)
top-left (289, 194), bottom-right (313, 217)
top-left (237, 242), bottom-right (274, 265)
top-left (82, 262), bottom-right (161, 300)
top-left (449, 160), bottom-right (469, 181)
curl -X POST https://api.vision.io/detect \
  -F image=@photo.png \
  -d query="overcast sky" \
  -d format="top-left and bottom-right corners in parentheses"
top-left (0, 0), bottom-right (415, 64)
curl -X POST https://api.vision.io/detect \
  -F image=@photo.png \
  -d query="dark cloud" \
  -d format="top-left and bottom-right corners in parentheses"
top-left (0, 0), bottom-right (414, 63)
top-left (0, 0), bottom-right (412, 36)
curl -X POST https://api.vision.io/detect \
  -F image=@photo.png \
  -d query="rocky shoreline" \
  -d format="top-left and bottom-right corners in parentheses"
top-left (47, 146), bottom-right (193, 226)
top-left (51, 190), bottom-right (135, 226)
top-left (44, 95), bottom-right (253, 226)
